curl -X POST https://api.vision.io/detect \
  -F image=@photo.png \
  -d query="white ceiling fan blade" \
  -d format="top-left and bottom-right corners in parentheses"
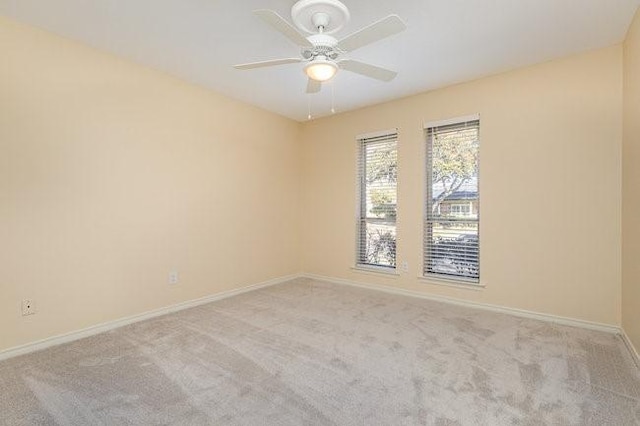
top-left (337, 15), bottom-right (406, 52)
top-left (254, 9), bottom-right (313, 48)
top-left (338, 60), bottom-right (397, 82)
top-left (306, 78), bottom-right (321, 94)
top-left (234, 58), bottom-right (303, 70)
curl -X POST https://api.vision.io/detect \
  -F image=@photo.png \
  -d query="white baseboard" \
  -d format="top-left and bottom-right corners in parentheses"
top-left (303, 273), bottom-right (621, 335)
top-left (620, 329), bottom-right (640, 368)
top-left (0, 273), bottom-right (301, 362)
top-left (3, 272), bottom-right (633, 367)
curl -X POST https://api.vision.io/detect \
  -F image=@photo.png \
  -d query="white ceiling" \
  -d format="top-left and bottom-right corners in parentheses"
top-left (1, 0), bottom-right (639, 121)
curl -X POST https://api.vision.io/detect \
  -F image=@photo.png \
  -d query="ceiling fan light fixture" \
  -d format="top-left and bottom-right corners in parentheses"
top-left (304, 59), bottom-right (338, 82)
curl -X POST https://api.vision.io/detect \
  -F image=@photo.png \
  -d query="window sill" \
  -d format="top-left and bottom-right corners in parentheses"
top-left (418, 274), bottom-right (485, 291)
top-left (351, 265), bottom-right (400, 277)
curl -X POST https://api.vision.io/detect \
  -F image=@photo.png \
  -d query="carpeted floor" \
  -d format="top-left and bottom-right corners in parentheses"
top-left (1, 277), bottom-right (639, 425)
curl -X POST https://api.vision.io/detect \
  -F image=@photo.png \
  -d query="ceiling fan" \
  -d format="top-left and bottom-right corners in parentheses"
top-left (234, 0), bottom-right (407, 94)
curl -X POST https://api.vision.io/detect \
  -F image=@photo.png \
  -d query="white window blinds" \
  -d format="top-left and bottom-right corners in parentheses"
top-left (357, 131), bottom-right (398, 269)
top-left (424, 119), bottom-right (480, 281)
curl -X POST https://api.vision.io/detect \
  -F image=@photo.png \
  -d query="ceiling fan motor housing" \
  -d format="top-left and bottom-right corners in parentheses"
top-left (303, 33), bottom-right (340, 60)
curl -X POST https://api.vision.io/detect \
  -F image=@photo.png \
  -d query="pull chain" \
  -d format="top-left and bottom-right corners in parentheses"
top-left (331, 79), bottom-right (336, 114)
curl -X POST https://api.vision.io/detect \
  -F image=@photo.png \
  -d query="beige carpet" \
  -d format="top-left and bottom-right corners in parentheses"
top-left (1, 277), bottom-right (639, 425)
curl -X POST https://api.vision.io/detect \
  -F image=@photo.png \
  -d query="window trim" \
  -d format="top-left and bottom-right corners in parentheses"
top-left (423, 114), bottom-right (480, 130)
top-left (351, 265), bottom-right (400, 277)
top-left (423, 116), bottom-right (480, 284)
top-left (418, 273), bottom-right (486, 290)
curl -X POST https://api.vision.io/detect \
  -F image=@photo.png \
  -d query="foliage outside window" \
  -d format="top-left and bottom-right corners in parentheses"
top-left (357, 132), bottom-right (398, 269)
top-left (425, 119), bottom-right (480, 282)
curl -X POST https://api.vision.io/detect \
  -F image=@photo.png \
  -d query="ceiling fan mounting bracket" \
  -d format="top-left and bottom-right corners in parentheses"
top-left (312, 12), bottom-right (330, 31)
top-left (291, 0), bottom-right (350, 35)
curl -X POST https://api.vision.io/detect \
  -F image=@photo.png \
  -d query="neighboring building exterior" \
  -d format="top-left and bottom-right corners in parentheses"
top-left (432, 177), bottom-right (478, 218)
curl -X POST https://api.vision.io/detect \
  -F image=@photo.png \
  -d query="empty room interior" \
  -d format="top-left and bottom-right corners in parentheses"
top-left (2, 0), bottom-right (640, 424)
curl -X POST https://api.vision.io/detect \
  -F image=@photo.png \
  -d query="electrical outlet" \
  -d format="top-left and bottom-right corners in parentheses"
top-left (169, 271), bottom-right (179, 285)
top-left (22, 299), bottom-right (36, 316)
top-left (401, 261), bottom-right (409, 273)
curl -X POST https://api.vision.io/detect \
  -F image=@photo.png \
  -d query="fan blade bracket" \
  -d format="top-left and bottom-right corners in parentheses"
top-left (254, 9), bottom-right (313, 48)
top-left (337, 14), bottom-right (406, 52)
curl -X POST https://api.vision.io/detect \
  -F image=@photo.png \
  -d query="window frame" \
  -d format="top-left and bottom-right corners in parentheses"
top-left (423, 116), bottom-right (480, 284)
top-left (355, 129), bottom-right (399, 272)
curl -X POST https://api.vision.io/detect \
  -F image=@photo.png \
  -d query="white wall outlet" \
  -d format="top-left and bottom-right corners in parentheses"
top-left (169, 271), bottom-right (179, 285)
top-left (401, 261), bottom-right (409, 273)
top-left (22, 299), bottom-right (36, 316)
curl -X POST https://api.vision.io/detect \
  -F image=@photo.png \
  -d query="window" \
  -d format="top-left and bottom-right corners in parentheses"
top-left (450, 203), bottom-right (472, 217)
top-left (424, 117), bottom-right (480, 282)
top-left (357, 131), bottom-right (398, 270)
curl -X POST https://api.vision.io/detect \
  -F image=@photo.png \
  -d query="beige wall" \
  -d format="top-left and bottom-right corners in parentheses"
top-left (1, 12), bottom-right (632, 355)
top-left (301, 47), bottom-right (623, 326)
top-left (623, 9), bottom-right (640, 353)
top-left (0, 17), bottom-right (301, 352)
